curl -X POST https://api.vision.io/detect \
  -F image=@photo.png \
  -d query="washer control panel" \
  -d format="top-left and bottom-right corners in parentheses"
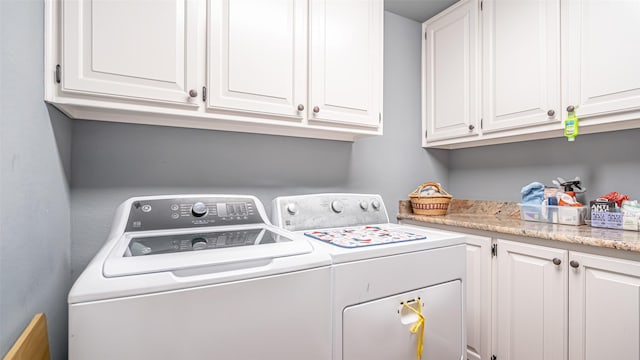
top-left (273, 194), bottom-right (389, 232)
top-left (125, 197), bottom-right (261, 232)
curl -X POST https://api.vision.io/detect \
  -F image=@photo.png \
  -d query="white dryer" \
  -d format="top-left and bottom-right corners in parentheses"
top-left (69, 194), bottom-right (332, 360)
top-left (273, 193), bottom-right (466, 360)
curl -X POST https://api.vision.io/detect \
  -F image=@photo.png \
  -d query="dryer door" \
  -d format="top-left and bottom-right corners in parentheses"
top-left (343, 280), bottom-right (463, 359)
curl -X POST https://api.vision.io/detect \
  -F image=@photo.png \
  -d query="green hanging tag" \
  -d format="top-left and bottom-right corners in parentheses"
top-left (564, 105), bottom-right (579, 142)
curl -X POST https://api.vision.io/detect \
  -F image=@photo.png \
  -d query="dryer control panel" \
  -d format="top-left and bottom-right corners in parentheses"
top-left (125, 196), bottom-right (262, 232)
top-left (273, 194), bottom-right (389, 232)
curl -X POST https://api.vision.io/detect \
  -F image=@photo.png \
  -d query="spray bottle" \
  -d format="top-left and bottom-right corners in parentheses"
top-left (564, 105), bottom-right (579, 141)
top-left (560, 178), bottom-right (584, 205)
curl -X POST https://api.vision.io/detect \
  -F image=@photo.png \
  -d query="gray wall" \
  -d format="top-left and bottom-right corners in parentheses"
top-left (0, 1), bottom-right (72, 359)
top-left (448, 128), bottom-right (640, 202)
top-left (70, 12), bottom-right (446, 279)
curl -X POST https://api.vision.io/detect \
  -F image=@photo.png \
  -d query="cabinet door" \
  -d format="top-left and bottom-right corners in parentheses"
top-left (482, 0), bottom-right (560, 132)
top-left (309, 0), bottom-right (383, 128)
top-left (423, 0), bottom-right (479, 143)
top-left (62, 0), bottom-right (199, 106)
top-left (569, 252), bottom-right (640, 360)
top-left (208, 0), bottom-right (307, 119)
top-left (466, 236), bottom-right (492, 360)
top-left (563, 0), bottom-right (640, 124)
top-left (496, 240), bottom-right (567, 360)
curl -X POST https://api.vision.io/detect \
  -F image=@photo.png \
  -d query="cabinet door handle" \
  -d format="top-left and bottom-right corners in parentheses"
top-left (468, 124), bottom-right (475, 131)
top-left (567, 105), bottom-right (575, 112)
top-left (547, 109), bottom-right (555, 117)
top-left (552, 258), bottom-right (562, 266)
top-left (189, 89), bottom-right (198, 98)
top-left (313, 106), bottom-right (320, 113)
top-left (570, 260), bottom-right (580, 268)
top-left (297, 104), bottom-right (305, 111)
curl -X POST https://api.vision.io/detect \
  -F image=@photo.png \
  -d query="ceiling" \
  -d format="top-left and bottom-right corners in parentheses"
top-left (384, 0), bottom-right (459, 23)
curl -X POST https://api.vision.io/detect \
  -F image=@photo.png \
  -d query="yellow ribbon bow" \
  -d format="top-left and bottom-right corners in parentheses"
top-left (402, 299), bottom-right (425, 360)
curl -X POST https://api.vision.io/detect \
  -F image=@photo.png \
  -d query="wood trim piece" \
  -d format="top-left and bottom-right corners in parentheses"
top-left (3, 313), bottom-right (50, 360)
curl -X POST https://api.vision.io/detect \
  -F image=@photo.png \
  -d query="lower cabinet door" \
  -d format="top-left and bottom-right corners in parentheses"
top-left (466, 236), bottom-right (492, 360)
top-left (569, 252), bottom-right (640, 360)
top-left (496, 240), bottom-right (567, 360)
top-left (342, 280), bottom-right (463, 360)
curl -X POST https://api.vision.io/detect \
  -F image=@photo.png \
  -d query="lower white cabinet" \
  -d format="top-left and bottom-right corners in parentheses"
top-left (400, 222), bottom-right (640, 360)
top-left (569, 252), bottom-right (640, 360)
top-left (495, 241), bottom-right (640, 360)
top-left (496, 240), bottom-right (567, 360)
top-left (465, 236), bottom-right (492, 360)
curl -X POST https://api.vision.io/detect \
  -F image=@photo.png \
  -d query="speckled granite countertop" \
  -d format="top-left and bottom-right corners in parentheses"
top-left (397, 199), bottom-right (640, 253)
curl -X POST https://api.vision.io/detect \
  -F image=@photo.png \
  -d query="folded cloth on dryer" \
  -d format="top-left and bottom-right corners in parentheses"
top-left (521, 182), bottom-right (545, 205)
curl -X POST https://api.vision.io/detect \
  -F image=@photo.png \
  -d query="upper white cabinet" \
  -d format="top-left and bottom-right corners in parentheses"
top-left (45, 0), bottom-right (383, 141)
top-left (569, 252), bottom-right (640, 360)
top-left (422, 0), bottom-right (479, 144)
top-left (563, 0), bottom-right (640, 129)
top-left (208, 0), bottom-right (307, 119)
top-left (61, 0), bottom-right (200, 106)
top-left (309, 0), bottom-right (383, 127)
top-left (423, 0), bottom-right (640, 148)
top-left (482, 0), bottom-right (561, 132)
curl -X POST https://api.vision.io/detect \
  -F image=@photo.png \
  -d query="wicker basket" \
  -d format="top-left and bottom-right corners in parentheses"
top-left (408, 182), bottom-right (453, 216)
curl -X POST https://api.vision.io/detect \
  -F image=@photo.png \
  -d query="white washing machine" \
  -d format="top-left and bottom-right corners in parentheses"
top-left (69, 194), bottom-right (332, 360)
top-left (273, 193), bottom-right (466, 360)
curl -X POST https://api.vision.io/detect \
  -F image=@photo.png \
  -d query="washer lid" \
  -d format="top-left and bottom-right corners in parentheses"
top-left (103, 225), bottom-right (313, 277)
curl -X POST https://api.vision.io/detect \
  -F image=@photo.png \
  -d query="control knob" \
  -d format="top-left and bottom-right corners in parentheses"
top-left (371, 199), bottom-right (381, 210)
top-left (286, 203), bottom-right (298, 215)
top-left (360, 201), bottom-right (369, 210)
top-left (331, 200), bottom-right (344, 213)
top-left (191, 237), bottom-right (208, 250)
top-left (191, 202), bottom-right (208, 217)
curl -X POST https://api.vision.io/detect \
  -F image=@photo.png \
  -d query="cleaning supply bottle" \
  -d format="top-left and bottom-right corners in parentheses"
top-left (564, 105), bottom-right (579, 141)
top-left (561, 179), bottom-right (582, 194)
top-left (560, 178), bottom-right (585, 205)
